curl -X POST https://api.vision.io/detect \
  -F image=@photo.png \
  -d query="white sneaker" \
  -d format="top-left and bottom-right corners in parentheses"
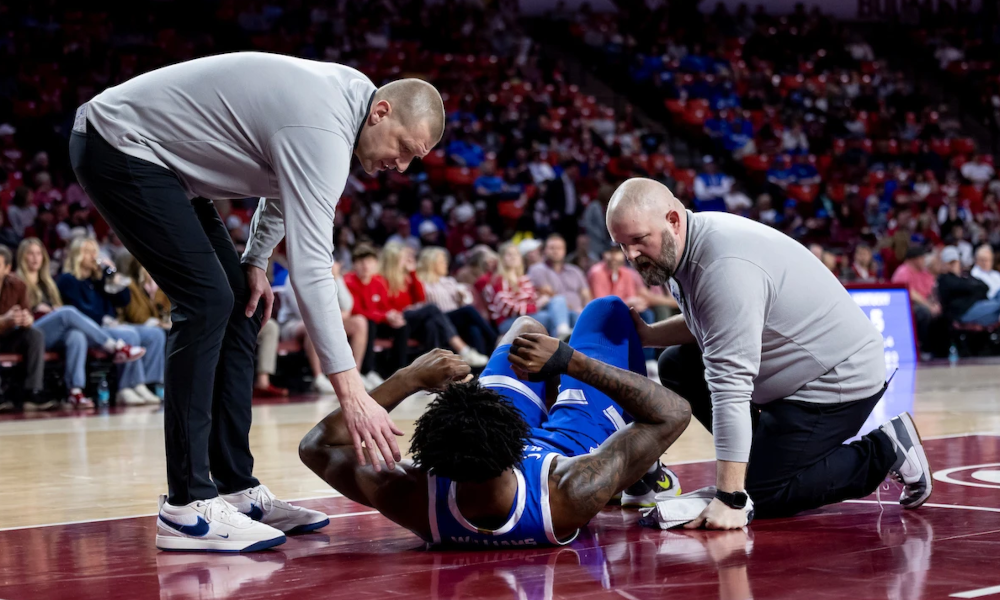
top-left (134, 384), bottom-right (161, 405)
top-left (460, 347), bottom-right (490, 368)
top-left (311, 376), bottom-right (335, 395)
top-left (221, 484), bottom-right (330, 534)
top-left (622, 462), bottom-right (682, 508)
top-left (118, 387), bottom-right (147, 406)
top-left (880, 413), bottom-right (933, 509)
top-left (555, 324), bottom-right (573, 341)
top-left (364, 371), bottom-right (385, 388)
top-left (156, 496), bottom-right (286, 552)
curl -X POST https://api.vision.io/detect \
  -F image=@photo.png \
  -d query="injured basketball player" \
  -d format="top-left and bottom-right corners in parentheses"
top-left (299, 297), bottom-right (692, 547)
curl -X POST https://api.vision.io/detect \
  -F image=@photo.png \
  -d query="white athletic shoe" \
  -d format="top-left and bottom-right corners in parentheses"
top-left (311, 376), bottom-right (335, 395)
top-left (622, 462), bottom-right (682, 508)
top-left (221, 484), bottom-right (330, 534)
top-left (134, 384), bottom-right (161, 405)
top-left (555, 324), bottom-right (573, 342)
top-left (155, 496), bottom-right (286, 552)
top-left (880, 413), bottom-right (933, 509)
top-left (460, 347), bottom-right (490, 368)
top-left (118, 387), bottom-right (148, 406)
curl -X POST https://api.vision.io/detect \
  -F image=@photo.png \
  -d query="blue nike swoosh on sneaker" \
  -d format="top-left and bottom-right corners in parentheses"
top-left (218, 533), bottom-right (230, 539)
top-left (159, 515), bottom-right (210, 537)
top-left (246, 504), bottom-right (264, 521)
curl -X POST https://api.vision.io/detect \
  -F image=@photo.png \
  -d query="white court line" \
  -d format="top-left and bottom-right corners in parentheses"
top-left (329, 510), bottom-right (378, 519)
top-left (950, 584), bottom-right (1000, 598)
top-left (615, 590), bottom-right (643, 600)
top-left (0, 491), bottom-right (344, 532)
top-left (934, 463), bottom-right (1000, 489)
top-left (843, 500), bottom-right (1000, 514)
top-left (925, 431), bottom-right (1000, 440)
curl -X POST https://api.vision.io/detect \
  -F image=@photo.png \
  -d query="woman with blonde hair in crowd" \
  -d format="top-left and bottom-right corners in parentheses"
top-left (378, 242), bottom-right (488, 366)
top-left (56, 237), bottom-right (166, 406)
top-left (484, 241), bottom-right (571, 335)
top-left (117, 253), bottom-right (171, 330)
top-left (416, 247), bottom-right (497, 356)
top-left (17, 237), bottom-right (146, 408)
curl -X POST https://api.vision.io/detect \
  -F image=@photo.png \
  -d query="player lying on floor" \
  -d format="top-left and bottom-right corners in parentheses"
top-left (299, 297), bottom-right (692, 547)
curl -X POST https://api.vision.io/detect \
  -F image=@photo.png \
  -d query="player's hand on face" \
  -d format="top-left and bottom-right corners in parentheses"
top-left (684, 497), bottom-right (749, 531)
top-left (508, 332), bottom-right (563, 379)
top-left (407, 348), bottom-right (473, 390)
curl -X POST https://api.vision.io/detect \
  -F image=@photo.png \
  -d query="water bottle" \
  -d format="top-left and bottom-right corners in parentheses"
top-left (97, 375), bottom-right (110, 408)
top-left (948, 345), bottom-right (959, 366)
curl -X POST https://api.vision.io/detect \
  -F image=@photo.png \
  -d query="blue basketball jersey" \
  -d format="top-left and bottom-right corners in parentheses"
top-left (427, 445), bottom-right (579, 548)
top-left (425, 298), bottom-right (644, 550)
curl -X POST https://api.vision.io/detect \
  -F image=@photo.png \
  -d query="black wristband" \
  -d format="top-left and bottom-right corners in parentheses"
top-left (527, 340), bottom-right (574, 382)
top-left (714, 489), bottom-right (749, 510)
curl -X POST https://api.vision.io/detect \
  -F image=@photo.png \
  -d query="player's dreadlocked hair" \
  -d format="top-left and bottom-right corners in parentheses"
top-left (410, 379), bottom-right (530, 483)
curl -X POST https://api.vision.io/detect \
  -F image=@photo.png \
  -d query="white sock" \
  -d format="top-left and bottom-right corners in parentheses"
top-left (70, 387), bottom-right (83, 395)
top-left (647, 462), bottom-right (661, 475)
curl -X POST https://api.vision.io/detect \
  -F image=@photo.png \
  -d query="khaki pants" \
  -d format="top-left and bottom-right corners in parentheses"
top-left (256, 319), bottom-right (279, 375)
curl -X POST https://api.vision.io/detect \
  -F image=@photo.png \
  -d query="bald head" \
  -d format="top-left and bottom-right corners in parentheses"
top-left (606, 178), bottom-right (688, 286)
top-left (607, 178), bottom-right (684, 226)
top-left (356, 79), bottom-right (446, 175)
top-left (375, 79), bottom-right (446, 144)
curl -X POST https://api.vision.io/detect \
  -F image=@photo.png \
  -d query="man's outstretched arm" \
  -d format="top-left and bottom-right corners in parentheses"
top-left (508, 334), bottom-right (691, 532)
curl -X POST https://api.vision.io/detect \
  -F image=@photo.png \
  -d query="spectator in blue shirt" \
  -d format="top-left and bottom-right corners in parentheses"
top-left (709, 81), bottom-right (740, 111)
top-left (56, 237), bottom-right (165, 406)
top-left (475, 160), bottom-right (521, 201)
top-left (446, 132), bottom-right (485, 168)
top-left (693, 156), bottom-right (733, 212)
top-left (722, 113), bottom-right (756, 159)
top-left (704, 110), bottom-right (729, 142)
top-left (790, 154), bottom-right (820, 185)
top-left (410, 198), bottom-right (448, 238)
top-left (767, 155), bottom-right (795, 190)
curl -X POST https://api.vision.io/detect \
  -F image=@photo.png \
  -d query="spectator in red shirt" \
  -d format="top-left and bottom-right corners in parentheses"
top-left (344, 244), bottom-right (411, 376)
top-left (588, 246), bottom-right (646, 309)
top-left (484, 241), bottom-right (571, 335)
top-left (378, 242), bottom-right (487, 366)
top-left (890, 245), bottom-right (941, 354)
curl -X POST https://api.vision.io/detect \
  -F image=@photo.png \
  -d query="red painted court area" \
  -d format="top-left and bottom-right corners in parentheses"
top-left (2, 435), bottom-right (998, 600)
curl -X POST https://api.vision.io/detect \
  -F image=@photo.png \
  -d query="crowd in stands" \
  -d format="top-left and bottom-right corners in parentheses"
top-left (2, 1), bottom-right (1000, 411)
top-left (562, 0), bottom-right (1000, 357)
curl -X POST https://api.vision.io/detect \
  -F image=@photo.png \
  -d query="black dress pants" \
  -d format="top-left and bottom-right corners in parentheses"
top-left (658, 344), bottom-right (897, 518)
top-left (446, 305), bottom-right (498, 355)
top-left (70, 125), bottom-right (260, 505)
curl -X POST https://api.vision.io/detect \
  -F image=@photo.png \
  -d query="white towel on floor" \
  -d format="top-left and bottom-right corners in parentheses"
top-left (639, 486), bottom-right (755, 530)
top-left (638, 486), bottom-right (718, 530)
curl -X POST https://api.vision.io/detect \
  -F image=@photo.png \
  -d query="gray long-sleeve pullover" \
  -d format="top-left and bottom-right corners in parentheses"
top-left (78, 52), bottom-right (375, 375)
top-left (669, 211), bottom-right (886, 462)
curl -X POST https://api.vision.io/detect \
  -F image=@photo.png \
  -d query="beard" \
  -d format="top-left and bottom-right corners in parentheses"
top-left (633, 231), bottom-right (677, 286)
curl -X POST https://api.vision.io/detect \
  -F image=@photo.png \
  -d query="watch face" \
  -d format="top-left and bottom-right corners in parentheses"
top-left (733, 492), bottom-right (748, 508)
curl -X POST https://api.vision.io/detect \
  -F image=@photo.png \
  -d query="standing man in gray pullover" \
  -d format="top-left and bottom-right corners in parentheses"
top-left (606, 178), bottom-right (932, 529)
top-left (69, 52), bottom-right (445, 552)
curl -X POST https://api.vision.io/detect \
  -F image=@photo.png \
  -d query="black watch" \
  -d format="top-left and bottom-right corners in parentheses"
top-left (715, 489), bottom-right (749, 509)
